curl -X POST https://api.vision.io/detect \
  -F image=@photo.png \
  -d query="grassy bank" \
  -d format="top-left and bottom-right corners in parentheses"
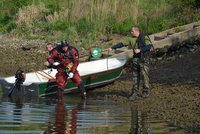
top-left (0, 0), bottom-right (200, 48)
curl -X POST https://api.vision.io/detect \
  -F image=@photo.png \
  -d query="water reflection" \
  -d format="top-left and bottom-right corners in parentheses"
top-left (44, 96), bottom-right (85, 134)
top-left (129, 107), bottom-right (151, 134)
top-left (11, 97), bottom-right (23, 124)
top-left (44, 99), bottom-right (67, 134)
top-left (128, 106), bottom-right (186, 134)
top-left (0, 94), bottom-right (186, 134)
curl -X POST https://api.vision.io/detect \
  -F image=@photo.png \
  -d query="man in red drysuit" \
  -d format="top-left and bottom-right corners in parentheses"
top-left (44, 41), bottom-right (86, 99)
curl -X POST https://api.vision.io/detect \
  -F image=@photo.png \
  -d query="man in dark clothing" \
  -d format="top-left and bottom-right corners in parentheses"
top-left (44, 41), bottom-right (86, 99)
top-left (109, 27), bottom-right (152, 99)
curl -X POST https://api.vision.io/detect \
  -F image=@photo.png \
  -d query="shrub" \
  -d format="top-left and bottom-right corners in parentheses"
top-left (16, 3), bottom-right (47, 27)
top-left (0, 0), bottom-right (200, 48)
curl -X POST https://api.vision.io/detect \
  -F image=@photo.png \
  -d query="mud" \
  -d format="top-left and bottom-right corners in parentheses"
top-left (90, 45), bottom-right (200, 132)
top-left (0, 35), bottom-right (200, 132)
top-left (0, 35), bottom-right (47, 76)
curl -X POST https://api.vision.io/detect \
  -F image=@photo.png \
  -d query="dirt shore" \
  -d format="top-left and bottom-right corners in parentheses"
top-left (0, 35), bottom-right (47, 77)
top-left (90, 50), bottom-right (200, 132)
top-left (0, 35), bottom-right (200, 132)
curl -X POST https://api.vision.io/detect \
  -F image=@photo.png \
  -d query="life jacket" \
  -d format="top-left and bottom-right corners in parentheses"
top-left (68, 46), bottom-right (79, 59)
top-left (133, 33), bottom-right (153, 60)
top-left (59, 46), bottom-right (79, 60)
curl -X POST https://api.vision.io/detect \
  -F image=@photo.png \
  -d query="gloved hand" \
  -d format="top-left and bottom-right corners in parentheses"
top-left (68, 72), bottom-right (74, 78)
top-left (53, 62), bottom-right (60, 66)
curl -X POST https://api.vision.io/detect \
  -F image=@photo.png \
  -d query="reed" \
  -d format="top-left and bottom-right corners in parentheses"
top-left (0, 0), bottom-right (199, 48)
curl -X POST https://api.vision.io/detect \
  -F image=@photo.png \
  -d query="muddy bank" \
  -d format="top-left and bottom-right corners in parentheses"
top-left (0, 35), bottom-right (47, 76)
top-left (90, 47), bottom-right (200, 132)
top-left (0, 35), bottom-right (200, 132)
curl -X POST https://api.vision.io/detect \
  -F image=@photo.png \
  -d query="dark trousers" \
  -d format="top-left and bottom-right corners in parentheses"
top-left (132, 58), bottom-right (149, 91)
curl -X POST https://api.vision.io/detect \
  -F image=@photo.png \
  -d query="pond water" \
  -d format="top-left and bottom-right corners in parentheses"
top-left (0, 94), bottom-right (186, 134)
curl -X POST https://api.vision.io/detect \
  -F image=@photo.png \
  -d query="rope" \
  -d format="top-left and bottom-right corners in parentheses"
top-left (36, 71), bottom-right (53, 80)
top-left (29, 68), bottom-right (55, 81)
top-left (38, 69), bottom-right (55, 79)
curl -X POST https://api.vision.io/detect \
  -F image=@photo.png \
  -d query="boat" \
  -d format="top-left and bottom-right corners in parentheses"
top-left (0, 49), bottom-right (128, 97)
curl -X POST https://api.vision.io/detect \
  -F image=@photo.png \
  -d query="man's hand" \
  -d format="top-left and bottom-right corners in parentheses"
top-left (68, 72), bottom-right (74, 78)
top-left (44, 61), bottom-right (50, 67)
top-left (53, 62), bottom-right (60, 66)
top-left (108, 48), bottom-right (112, 51)
top-left (134, 49), bottom-right (141, 54)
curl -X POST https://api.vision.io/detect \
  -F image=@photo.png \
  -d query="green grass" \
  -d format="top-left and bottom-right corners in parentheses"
top-left (0, 0), bottom-right (199, 48)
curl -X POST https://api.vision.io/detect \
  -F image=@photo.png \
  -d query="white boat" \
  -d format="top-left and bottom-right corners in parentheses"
top-left (0, 52), bottom-right (128, 97)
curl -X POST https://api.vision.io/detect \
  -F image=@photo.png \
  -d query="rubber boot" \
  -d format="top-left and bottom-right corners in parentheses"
top-left (78, 82), bottom-right (87, 99)
top-left (142, 88), bottom-right (150, 98)
top-left (129, 88), bottom-right (137, 100)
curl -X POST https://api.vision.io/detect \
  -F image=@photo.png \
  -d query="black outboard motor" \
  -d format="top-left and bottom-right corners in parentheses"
top-left (15, 69), bottom-right (26, 85)
top-left (8, 69), bottom-right (26, 97)
top-left (15, 69), bottom-right (26, 90)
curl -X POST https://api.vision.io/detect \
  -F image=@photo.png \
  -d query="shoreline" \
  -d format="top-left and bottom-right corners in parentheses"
top-left (89, 50), bottom-right (200, 132)
top-left (0, 32), bottom-right (200, 132)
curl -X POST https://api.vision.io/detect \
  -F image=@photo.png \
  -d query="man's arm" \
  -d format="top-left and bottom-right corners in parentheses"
top-left (108, 37), bottom-right (136, 51)
top-left (139, 35), bottom-right (153, 53)
top-left (111, 42), bottom-right (125, 50)
top-left (135, 35), bottom-right (152, 54)
top-left (140, 44), bottom-right (153, 53)
top-left (44, 50), bottom-right (58, 67)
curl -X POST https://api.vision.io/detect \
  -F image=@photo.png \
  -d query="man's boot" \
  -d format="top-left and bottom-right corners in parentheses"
top-left (78, 82), bottom-right (87, 99)
top-left (142, 88), bottom-right (150, 98)
top-left (129, 88), bottom-right (137, 100)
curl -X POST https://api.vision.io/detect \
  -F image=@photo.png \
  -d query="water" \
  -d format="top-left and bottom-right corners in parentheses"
top-left (0, 95), bottom-right (186, 134)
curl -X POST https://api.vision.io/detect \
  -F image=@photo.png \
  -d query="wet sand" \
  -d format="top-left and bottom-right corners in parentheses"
top-left (0, 36), bottom-right (200, 132)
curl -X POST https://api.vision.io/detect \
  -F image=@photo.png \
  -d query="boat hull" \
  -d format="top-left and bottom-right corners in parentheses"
top-left (38, 67), bottom-right (123, 96)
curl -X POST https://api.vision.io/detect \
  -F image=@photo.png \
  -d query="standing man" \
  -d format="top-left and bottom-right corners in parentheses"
top-left (109, 27), bottom-right (152, 100)
top-left (44, 41), bottom-right (87, 99)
